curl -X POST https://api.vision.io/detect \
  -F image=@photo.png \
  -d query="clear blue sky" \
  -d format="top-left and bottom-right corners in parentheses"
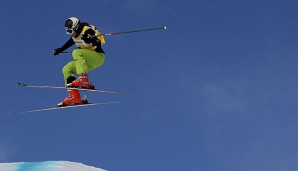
top-left (1, 0), bottom-right (298, 170)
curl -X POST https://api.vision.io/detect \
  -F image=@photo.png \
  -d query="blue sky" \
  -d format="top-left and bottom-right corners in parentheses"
top-left (1, 0), bottom-right (298, 170)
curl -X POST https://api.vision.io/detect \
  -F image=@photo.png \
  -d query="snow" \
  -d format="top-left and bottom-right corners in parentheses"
top-left (0, 161), bottom-right (107, 171)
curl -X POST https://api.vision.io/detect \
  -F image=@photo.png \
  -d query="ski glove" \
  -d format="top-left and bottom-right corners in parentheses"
top-left (53, 48), bottom-right (62, 55)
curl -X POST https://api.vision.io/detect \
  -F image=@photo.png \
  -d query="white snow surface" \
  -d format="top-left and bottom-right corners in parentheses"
top-left (0, 161), bottom-right (107, 171)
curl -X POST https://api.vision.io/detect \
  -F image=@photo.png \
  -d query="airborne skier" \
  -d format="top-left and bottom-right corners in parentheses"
top-left (10, 22), bottom-right (166, 114)
top-left (53, 17), bottom-right (106, 107)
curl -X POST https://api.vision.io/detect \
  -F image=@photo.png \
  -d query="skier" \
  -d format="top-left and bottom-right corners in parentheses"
top-left (53, 17), bottom-right (106, 107)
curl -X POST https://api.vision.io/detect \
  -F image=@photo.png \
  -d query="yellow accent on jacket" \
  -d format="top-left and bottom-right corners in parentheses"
top-left (71, 25), bottom-right (105, 51)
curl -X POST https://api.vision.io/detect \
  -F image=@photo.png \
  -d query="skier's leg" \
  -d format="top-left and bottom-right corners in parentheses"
top-left (62, 61), bottom-right (76, 85)
top-left (58, 61), bottom-right (82, 107)
top-left (72, 49), bottom-right (105, 72)
top-left (68, 49), bottom-right (105, 88)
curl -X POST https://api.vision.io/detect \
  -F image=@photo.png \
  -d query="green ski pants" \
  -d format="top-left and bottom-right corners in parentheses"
top-left (62, 49), bottom-right (105, 85)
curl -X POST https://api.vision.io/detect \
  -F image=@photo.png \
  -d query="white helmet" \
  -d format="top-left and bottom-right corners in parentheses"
top-left (64, 17), bottom-right (80, 34)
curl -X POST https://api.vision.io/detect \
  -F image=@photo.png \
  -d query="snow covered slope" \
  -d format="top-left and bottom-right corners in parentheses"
top-left (0, 161), bottom-right (107, 171)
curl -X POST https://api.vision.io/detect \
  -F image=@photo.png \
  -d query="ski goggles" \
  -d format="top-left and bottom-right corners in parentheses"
top-left (65, 28), bottom-right (74, 35)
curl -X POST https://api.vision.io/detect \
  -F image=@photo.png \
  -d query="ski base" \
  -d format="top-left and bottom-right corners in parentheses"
top-left (18, 82), bottom-right (126, 95)
top-left (8, 101), bottom-right (123, 115)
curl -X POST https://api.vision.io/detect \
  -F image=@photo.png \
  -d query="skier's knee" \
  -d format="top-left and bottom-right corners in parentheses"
top-left (62, 65), bottom-right (70, 75)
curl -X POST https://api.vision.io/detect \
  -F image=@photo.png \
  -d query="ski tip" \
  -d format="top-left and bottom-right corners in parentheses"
top-left (117, 92), bottom-right (127, 95)
top-left (18, 82), bottom-right (27, 86)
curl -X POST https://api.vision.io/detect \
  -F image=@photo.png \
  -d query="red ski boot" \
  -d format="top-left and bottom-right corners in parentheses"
top-left (67, 73), bottom-right (94, 89)
top-left (57, 89), bottom-right (82, 107)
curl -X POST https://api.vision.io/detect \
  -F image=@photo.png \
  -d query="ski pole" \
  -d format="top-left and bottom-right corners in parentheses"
top-left (61, 26), bottom-right (167, 53)
top-left (60, 52), bottom-right (72, 54)
top-left (104, 26), bottom-right (167, 36)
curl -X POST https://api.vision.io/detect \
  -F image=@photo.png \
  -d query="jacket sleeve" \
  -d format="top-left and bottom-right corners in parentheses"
top-left (59, 38), bottom-right (75, 52)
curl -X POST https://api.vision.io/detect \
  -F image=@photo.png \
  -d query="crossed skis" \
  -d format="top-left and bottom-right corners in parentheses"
top-left (9, 82), bottom-right (125, 114)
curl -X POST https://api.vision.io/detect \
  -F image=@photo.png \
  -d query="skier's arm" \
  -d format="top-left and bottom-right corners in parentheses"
top-left (60, 38), bottom-right (75, 51)
top-left (53, 38), bottom-right (75, 55)
top-left (81, 28), bottom-right (105, 53)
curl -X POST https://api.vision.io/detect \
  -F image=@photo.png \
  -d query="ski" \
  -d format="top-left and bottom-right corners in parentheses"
top-left (18, 82), bottom-right (126, 95)
top-left (8, 101), bottom-right (123, 115)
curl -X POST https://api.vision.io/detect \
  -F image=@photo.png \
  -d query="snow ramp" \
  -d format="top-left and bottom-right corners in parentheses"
top-left (0, 161), bottom-right (107, 171)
